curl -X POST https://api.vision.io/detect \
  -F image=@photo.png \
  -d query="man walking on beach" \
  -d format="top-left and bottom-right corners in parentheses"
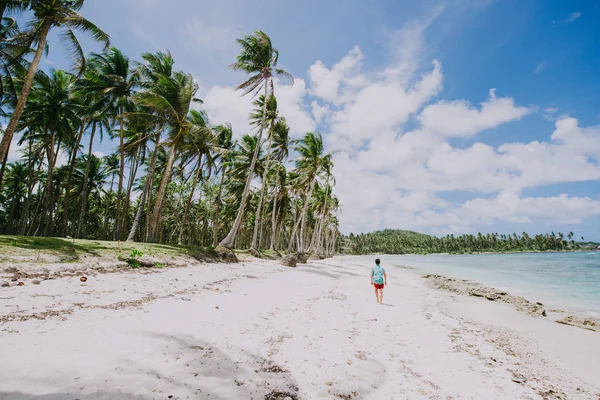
top-left (371, 258), bottom-right (387, 304)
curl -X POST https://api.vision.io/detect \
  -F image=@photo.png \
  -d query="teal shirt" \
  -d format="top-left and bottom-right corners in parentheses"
top-left (371, 265), bottom-right (385, 284)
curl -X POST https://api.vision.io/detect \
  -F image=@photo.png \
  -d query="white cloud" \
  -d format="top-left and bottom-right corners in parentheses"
top-left (459, 191), bottom-right (600, 226)
top-left (553, 11), bottom-right (582, 26)
top-left (274, 79), bottom-right (316, 137)
top-left (533, 61), bottom-right (546, 74)
top-left (308, 46), bottom-right (366, 105)
top-left (201, 85), bottom-right (253, 138)
top-left (419, 88), bottom-right (531, 137)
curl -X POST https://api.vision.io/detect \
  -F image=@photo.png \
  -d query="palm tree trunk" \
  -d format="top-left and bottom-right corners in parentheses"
top-left (0, 19), bottom-right (52, 189)
top-left (0, 150), bottom-right (8, 191)
top-left (298, 176), bottom-right (317, 252)
top-left (287, 208), bottom-right (303, 253)
top-left (20, 139), bottom-right (36, 235)
top-left (62, 121), bottom-right (86, 237)
top-left (114, 108), bottom-right (125, 240)
top-left (127, 134), bottom-right (160, 242)
top-left (179, 154), bottom-right (202, 245)
top-left (40, 135), bottom-right (57, 236)
top-left (212, 167), bottom-right (227, 246)
top-left (148, 143), bottom-right (176, 242)
top-left (251, 134), bottom-right (273, 250)
top-left (121, 146), bottom-right (140, 235)
top-left (219, 80), bottom-right (269, 249)
top-left (77, 122), bottom-right (97, 238)
top-left (269, 168), bottom-right (280, 250)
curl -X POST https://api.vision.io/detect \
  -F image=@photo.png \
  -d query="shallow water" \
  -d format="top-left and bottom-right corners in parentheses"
top-left (361, 252), bottom-right (600, 317)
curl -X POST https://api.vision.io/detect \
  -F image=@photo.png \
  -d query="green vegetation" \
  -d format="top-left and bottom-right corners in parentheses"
top-left (0, 2), bottom-right (339, 257)
top-left (127, 249), bottom-right (143, 268)
top-left (0, 234), bottom-right (216, 262)
top-left (344, 229), bottom-right (585, 255)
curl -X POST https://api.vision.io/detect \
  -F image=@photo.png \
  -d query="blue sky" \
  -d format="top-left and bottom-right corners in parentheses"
top-left (10, 0), bottom-right (600, 240)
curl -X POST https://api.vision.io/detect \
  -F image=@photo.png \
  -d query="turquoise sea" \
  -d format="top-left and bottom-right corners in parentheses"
top-left (374, 252), bottom-right (600, 317)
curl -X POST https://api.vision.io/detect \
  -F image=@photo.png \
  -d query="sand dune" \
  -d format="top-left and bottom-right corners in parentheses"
top-left (1, 256), bottom-right (598, 399)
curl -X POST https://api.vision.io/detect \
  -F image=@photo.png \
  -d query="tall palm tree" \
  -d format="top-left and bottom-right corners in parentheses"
top-left (18, 69), bottom-right (80, 235)
top-left (75, 47), bottom-right (137, 239)
top-left (126, 50), bottom-right (174, 241)
top-left (249, 94), bottom-right (279, 250)
top-left (135, 70), bottom-right (200, 242)
top-left (219, 30), bottom-right (293, 249)
top-left (178, 109), bottom-right (215, 245)
top-left (290, 132), bottom-right (332, 253)
top-left (0, 0), bottom-right (110, 186)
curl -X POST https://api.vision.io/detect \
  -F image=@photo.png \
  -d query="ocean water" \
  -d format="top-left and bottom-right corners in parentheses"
top-left (373, 252), bottom-right (600, 317)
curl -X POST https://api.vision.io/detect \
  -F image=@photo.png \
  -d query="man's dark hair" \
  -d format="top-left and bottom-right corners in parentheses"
top-left (375, 258), bottom-right (380, 265)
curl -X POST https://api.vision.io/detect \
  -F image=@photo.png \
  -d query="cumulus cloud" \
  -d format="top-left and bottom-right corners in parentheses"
top-left (419, 88), bottom-right (531, 137)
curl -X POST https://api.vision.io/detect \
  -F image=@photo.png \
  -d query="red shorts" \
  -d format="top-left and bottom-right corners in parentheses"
top-left (374, 283), bottom-right (384, 289)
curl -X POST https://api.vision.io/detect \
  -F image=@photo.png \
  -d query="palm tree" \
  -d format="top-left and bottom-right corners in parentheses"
top-left (126, 50), bottom-right (174, 242)
top-left (1, 161), bottom-right (28, 233)
top-left (211, 123), bottom-right (234, 246)
top-left (267, 118), bottom-right (290, 250)
top-left (18, 69), bottom-right (80, 235)
top-left (178, 109), bottom-right (215, 245)
top-left (102, 153), bottom-right (119, 192)
top-left (219, 30), bottom-right (293, 249)
top-left (135, 70), bottom-right (200, 241)
top-left (249, 94), bottom-right (279, 250)
top-left (75, 47), bottom-right (137, 239)
top-left (290, 132), bottom-right (332, 253)
top-left (0, 0), bottom-right (110, 186)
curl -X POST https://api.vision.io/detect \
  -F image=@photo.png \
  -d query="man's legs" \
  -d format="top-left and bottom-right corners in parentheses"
top-left (374, 286), bottom-right (379, 302)
top-left (379, 288), bottom-right (384, 304)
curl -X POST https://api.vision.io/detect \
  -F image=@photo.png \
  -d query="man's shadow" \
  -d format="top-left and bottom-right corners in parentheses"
top-left (380, 303), bottom-right (396, 307)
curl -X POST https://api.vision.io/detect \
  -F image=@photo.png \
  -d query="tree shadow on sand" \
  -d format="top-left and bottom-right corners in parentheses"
top-left (1, 333), bottom-right (300, 400)
top-left (139, 332), bottom-right (302, 399)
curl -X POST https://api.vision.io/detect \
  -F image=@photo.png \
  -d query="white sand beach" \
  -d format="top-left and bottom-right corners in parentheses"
top-left (1, 256), bottom-right (599, 399)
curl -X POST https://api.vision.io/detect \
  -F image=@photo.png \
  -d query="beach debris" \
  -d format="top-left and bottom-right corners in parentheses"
top-left (80, 276), bottom-right (88, 282)
top-left (1, 281), bottom-right (9, 288)
top-left (17, 281), bottom-right (24, 286)
top-left (215, 306), bottom-right (219, 309)
top-left (32, 279), bottom-right (41, 285)
top-left (511, 376), bottom-right (527, 384)
top-left (280, 254), bottom-right (299, 268)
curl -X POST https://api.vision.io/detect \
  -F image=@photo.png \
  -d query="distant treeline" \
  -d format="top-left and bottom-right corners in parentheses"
top-left (342, 229), bottom-right (591, 255)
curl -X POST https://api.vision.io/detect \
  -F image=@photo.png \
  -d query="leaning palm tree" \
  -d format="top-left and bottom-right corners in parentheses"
top-left (75, 47), bottom-right (137, 239)
top-left (218, 30), bottom-right (293, 249)
top-left (135, 70), bottom-right (200, 242)
top-left (0, 0), bottom-right (110, 186)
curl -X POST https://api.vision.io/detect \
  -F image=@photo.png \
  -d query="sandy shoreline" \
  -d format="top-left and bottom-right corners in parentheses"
top-left (1, 256), bottom-right (599, 399)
